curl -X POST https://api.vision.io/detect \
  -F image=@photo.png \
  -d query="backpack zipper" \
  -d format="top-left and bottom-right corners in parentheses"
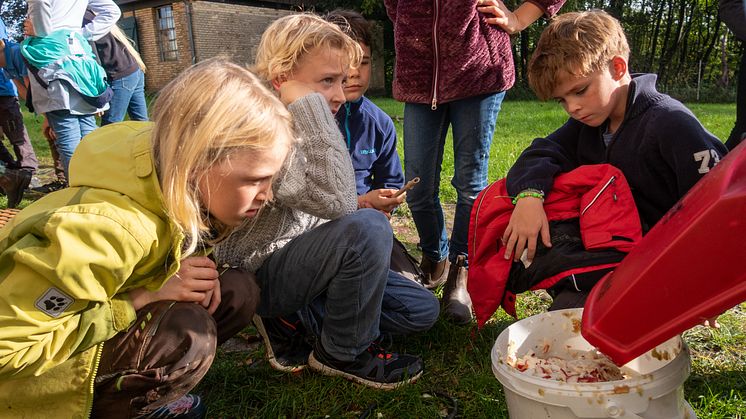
top-left (581, 175), bottom-right (616, 215)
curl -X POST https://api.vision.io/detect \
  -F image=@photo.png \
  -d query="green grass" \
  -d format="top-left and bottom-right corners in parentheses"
top-left (5, 99), bottom-right (744, 418)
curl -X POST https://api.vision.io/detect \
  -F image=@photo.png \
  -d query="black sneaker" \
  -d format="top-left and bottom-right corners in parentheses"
top-left (253, 314), bottom-right (312, 373)
top-left (136, 394), bottom-right (206, 419)
top-left (308, 341), bottom-right (423, 389)
top-left (31, 179), bottom-right (67, 194)
top-left (0, 169), bottom-right (31, 208)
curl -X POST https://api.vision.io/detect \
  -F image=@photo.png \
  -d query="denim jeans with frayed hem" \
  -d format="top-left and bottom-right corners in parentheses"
top-left (45, 110), bottom-right (97, 178)
top-left (101, 69), bottom-right (148, 126)
top-left (403, 91), bottom-right (505, 264)
top-left (256, 209), bottom-right (395, 362)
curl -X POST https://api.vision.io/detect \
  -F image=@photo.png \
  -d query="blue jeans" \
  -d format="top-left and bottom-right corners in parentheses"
top-left (45, 110), bottom-right (97, 178)
top-left (256, 209), bottom-right (394, 362)
top-left (301, 268), bottom-right (439, 340)
top-left (403, 92), bottom-right (505, 263)
top-left (101, 69), bottom-right (148, 126)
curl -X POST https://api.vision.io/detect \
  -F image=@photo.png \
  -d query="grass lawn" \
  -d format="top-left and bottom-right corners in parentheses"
top-left (4, 98), bottom-right (744, 418)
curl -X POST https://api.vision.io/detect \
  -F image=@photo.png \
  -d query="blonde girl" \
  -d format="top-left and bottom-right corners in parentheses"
top-left (0, 58), bottom-right (294, 419)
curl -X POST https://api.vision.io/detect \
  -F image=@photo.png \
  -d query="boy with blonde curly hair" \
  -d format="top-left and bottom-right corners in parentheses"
top-left (216, 13), bottom-right (437, 389)
top-left (501, 10), bottom-right (727, 307)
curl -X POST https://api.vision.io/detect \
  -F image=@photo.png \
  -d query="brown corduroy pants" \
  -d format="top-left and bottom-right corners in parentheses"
top-left (91, 269), bottom-right (259, 418)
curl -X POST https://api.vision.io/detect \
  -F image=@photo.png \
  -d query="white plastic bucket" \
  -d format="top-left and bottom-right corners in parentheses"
top-left (492, 308), bottom-right (696, 419)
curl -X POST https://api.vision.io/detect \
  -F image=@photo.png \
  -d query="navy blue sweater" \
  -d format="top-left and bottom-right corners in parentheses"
top-left (336, 96), bottom-right (404, 194)
top-left (507, 73), bottom-right (728, 231)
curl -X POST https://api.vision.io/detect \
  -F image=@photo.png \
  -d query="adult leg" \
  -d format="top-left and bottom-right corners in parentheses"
top-left (101, 75), bottom-right (131, 126)
top-left (79, 113), bottom-right (98, 139)
top-left (91, 301), bottom-right (217, 418)
top-left (127, 69), bottom-right (149, 122)
top-left (45, 110), bottom-right (86, 177)
top-left (403, 102), bottom-right (451, 286)
top-left (441, 91), bottom-right (505, 324)
top-left (0, 96), bottom-right (38, 173)
top-left (726, 46), bottom-right (746, 150)
top-left (256, 209), bottom-right (392, 361)
top-left (449, 92), bottom-right (505, 261)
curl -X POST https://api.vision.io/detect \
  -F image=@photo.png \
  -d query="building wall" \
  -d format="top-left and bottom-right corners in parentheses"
top-left (124, 1), bottom-right (386, 93)
top-left (122, 3), bottom-right (193, 91)
top-left (190, 2), bottom-right (293, 67)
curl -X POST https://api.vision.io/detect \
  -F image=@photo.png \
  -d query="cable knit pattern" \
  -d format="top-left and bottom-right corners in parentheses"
top-left (384, 0), bottom-right (565, 105)
top-left (214, 93), bottom-right (358, 272)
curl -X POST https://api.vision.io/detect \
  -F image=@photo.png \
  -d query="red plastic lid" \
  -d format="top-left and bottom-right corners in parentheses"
top-left (582, 143), bottom-right (746, 365)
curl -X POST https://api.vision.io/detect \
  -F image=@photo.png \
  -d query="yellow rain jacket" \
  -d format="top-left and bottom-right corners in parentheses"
top-left (0, 122), bottom-right (185, 418)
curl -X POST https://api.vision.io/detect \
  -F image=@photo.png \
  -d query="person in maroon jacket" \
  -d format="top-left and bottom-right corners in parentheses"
top-left (383, 0), bottom-right (565, 324)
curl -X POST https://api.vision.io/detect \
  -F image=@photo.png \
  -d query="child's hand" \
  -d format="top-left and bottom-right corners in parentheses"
top-left (501, 197), bottom-right (551, 263)
top-left (130, 256), bottom-right (220, 312)
top-left (359, 188), bottom-right (404, 213)
top-left (277, 80), bottom-right (317, 106)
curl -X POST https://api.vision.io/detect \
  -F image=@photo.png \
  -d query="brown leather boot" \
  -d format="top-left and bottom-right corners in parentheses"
top-left (419, 255), bottom-right (449, 289)
top-left (442, 255), bottom-right (473, 325)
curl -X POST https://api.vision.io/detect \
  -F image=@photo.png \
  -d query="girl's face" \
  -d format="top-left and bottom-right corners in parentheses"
top-left (198, 141), bottom-right (290, 227)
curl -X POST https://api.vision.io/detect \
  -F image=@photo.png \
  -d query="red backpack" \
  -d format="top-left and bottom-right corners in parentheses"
top-left (468, 164), bottom-right (643, 326)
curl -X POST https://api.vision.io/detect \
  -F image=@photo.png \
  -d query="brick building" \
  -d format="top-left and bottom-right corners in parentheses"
top-left (115, 0), bottom-right (386, 94)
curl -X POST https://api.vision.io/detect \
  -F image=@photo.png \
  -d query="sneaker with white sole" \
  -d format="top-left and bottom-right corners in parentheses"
top-left (253, 314), bottom-right (312, 373)
top-left (308, 340), bottom-right (423, 390)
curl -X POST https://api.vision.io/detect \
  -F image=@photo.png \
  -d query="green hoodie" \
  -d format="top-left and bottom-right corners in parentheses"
top-left (0, 122), bottom-right (185, 418)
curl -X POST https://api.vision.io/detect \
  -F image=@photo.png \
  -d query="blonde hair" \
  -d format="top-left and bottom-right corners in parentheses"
top-left (528, 10), bottom-right (630, 100)
top-left (151, 57), bottom-right (294, 257)
top-left (110, 24), bottom-right (147, 73)
top-left (254, 13), bottom-right (363, 82)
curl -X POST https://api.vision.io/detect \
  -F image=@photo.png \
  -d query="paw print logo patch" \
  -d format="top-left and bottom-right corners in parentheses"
top-left (35, 288), bottom-right (74, 318)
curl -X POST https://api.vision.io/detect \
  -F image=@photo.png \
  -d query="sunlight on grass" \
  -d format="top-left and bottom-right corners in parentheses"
top-left (6, 97), bottom-right (741, 418)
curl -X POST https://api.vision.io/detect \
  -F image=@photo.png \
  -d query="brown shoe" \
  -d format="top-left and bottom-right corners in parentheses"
top-left (442, 255), bottom-right (473, 325)
top-left (0, 169), bottom-right (31, 208)
top-left (419, 255), bottom-right (449, 289)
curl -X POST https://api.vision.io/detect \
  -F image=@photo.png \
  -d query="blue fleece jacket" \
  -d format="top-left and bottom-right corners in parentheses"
top-left (0, 19), bottom-right (18, 97)
top-left (336, 96), bottom-right (404, 194)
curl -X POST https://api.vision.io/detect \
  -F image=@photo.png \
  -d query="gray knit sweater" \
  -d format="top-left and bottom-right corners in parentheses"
top-left (214, 93), bottom-right (358, 272)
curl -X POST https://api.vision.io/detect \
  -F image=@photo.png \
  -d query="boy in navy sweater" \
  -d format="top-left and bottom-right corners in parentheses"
top-left (327, 10), bottom-right (406, 215)
top-left (503, 11), bottom-right (726, 288)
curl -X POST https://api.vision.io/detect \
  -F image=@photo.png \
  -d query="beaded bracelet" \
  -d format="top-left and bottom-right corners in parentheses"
top-left (512, 189), bottom-right (545, 205)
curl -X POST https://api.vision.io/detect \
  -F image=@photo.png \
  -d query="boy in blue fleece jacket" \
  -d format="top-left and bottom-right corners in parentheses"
top-left (327, 10), bottom-right (406, 215)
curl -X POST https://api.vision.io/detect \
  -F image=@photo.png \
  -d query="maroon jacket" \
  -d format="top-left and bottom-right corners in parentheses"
top-left (384, 0), bottom-right (565, 106)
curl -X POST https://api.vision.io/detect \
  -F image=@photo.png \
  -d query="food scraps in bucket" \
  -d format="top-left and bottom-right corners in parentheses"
top-left (508, 349), bottom-right (625, 383)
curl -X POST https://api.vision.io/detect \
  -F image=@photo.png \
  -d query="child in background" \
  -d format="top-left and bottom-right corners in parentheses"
top-left (0, 58), bottom-right (292, 419)
top-left (0, 18), bottom-right (38, 208)
top-left (215, 13), bottom-right (437, 389)
top-left (326, 10), bottom-right (405, 213)
top-left (502, 10), bottom-right (727, 307)
top-left (325, 10), bottom-right (426, 282)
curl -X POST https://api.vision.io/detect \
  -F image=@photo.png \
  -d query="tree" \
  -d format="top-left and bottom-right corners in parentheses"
top-left (0, 0), bottom-right (26, 41)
